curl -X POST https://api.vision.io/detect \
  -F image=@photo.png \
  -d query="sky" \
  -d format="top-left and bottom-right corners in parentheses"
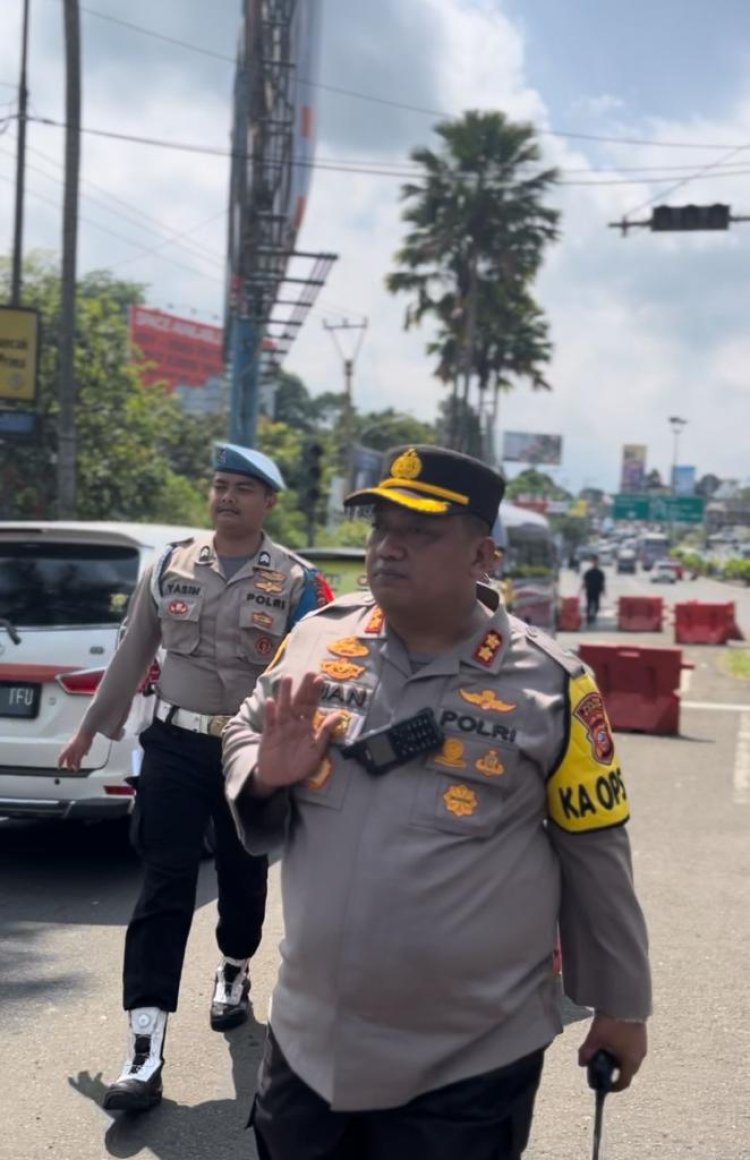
top-left (2, 0), bottom-right (750, 495)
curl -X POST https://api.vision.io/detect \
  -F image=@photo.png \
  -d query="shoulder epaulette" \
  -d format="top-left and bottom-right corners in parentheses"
top-left (149, 537), bottom-right (196, 602)
top-left (511, 617), bottom-right (585, 679)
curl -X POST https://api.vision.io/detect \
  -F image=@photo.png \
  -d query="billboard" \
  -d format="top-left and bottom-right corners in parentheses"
top-left (620, 444), bottom-right (647, 493)
top-left (501, 431), bottom-right (562, 465)
top-left (672, 465), bottom-right (696, 496)
top-left (129, 306), bottom-right (223, 392)
top-left (0, 306), bottom-right (39, 402)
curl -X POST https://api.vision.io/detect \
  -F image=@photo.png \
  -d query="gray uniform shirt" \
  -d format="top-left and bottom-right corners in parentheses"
top-left (223, 591), bottom-right (651, 1112)
top-left (82, 532), bottom-right (315, 738)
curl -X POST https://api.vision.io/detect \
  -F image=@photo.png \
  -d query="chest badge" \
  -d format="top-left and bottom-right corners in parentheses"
top-left (256, 568), bottom-right (286, 584)
top-left (327, 637), bottom-right (369, 659)
top-left (255, 635), bottom-right (275, 657)
top-left (168, 600), bottom-right (189, 617)
top-left (255, 577), bottom-right (284, 594)
top-left (314, 708), bottom-right (352, 741)
top-left (251, 611), bottom-right (274, 630)
top-left (303, 756), bottom-right (333, 791)
top-left (460, 688), bottom-right (516, 713)
top-left (573, 691), bottom-right (615, 765)
top-left (473, 631), bottom-right (503, 667)
top-left (363, 606), bottom-right (384, 635)
top-left (435, 737), bottom-right (467, 768)
top-left (320, 659), bottom-right (365, 681)
top-left (442, 783), bottom-right (478, 818)
top-left (475, 748), bottom-right (505, 777)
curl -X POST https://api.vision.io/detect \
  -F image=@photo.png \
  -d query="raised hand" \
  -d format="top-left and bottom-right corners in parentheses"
top-left (255, 673), bottom-right (343, 792)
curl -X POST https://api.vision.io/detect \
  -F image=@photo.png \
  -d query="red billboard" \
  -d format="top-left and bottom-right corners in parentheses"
top-left (129, 306), bottom-right (224, 392)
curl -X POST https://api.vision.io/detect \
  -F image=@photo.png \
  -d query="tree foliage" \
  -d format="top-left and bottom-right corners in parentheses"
top-left (386, 111), bottom-right (560, 456)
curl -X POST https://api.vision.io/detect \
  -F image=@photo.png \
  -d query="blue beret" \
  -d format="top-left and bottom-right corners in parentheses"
top-left (212, 443), bottom-right (286, 492)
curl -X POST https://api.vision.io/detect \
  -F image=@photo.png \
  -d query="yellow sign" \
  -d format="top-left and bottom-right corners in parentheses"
top-left (0, 307), bottom-right (40, 402)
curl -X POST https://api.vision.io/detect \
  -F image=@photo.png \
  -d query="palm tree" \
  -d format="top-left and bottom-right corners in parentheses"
top-left (386, 110), bottom-right (560, 457)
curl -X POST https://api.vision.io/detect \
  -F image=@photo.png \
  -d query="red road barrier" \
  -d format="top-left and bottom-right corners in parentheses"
top-left (578, 642), bottom-right (693, 735)
top-left (673, 601), bottom-right (745, 645)
top-left (617, 595), bottom-right (664, 632)
top-left (558, 596), bottom-right (582, 632)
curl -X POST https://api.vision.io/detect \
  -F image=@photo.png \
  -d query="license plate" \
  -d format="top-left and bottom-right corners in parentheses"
top-left (0, 682), bottom-right (41, 719)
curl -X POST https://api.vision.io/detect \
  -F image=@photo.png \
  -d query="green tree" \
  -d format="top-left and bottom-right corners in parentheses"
top-left (386, 111), bottom-right (560, 456)
top-left (505, 468), bottom-right (570, 502)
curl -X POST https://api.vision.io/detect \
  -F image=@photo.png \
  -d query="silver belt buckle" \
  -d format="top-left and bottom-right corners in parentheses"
top-left (207, 715), bottom-right (230, 738)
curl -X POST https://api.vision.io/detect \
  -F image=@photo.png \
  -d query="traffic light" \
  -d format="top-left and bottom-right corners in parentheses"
top-left (650, 204), bottom-right (730, 232)
top-left (301, 440), bottom-right (324, 517)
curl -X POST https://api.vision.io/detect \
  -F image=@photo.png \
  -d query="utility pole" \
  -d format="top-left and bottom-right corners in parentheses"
top-left (57, 0), bottom-right (81, 517)
top-left (323, 317), bottom-right (367, 490)
top-left (10, 0), bottom-right (31, 306)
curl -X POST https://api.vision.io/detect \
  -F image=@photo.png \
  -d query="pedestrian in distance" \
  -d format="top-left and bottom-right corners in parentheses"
top-left (58, 442), bottom-right (332, 1113)
top-left (582, 554), bottom-right (606, 625)
top-left (222, 445), bottom-right (651, 1160)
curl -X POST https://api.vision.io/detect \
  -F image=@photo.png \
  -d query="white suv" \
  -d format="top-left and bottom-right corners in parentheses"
top-left (0, 521), bottom-right (201, 823)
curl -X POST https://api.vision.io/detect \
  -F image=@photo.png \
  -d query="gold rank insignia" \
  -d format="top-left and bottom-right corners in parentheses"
top-left (475, 749), bottom-right (505, 777)
top-left (255, 568), bottom-right (286, 584)
top-left (442, 783), bottom-right (478, 818)
top-left (251, 611), bottom-right (274, 630)
top-left (327, 637), bottom-right (370, 659)
top-left (314, 708), bottom-right (351, 742)
top-left (435, 737), bottom-right (467, 768)
top-left (460, 688), bottom-right (517, 713)
top-left (303, 756), bottom-right (333, 791)
top-left (473, 630), bottom-right (503, 667)
top-left (320, 659), bottom-right (366, 681)
top-left (255, 577), bottom-right (284, 594)
top-left (391, 447), bottom-right (422, 480)
top-left (364, 606), bottom-right (385, 635)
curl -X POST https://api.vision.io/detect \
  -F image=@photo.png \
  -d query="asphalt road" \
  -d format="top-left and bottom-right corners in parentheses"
top-left (1, 568), bottom-right (749, 1160)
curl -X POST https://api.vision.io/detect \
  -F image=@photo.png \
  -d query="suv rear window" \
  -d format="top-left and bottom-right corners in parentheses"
top-left (0, 542), bottom-right (139, 627)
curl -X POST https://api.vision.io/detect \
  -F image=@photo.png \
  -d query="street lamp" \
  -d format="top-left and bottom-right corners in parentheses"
top-left (668, 415), bottom-right (688, 495)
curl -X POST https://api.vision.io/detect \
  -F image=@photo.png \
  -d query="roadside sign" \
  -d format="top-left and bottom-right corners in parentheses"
top-left (0, 408), bottom-right (37, 440)
top-left (0, 306), bottom-right (40, 402)
top-left (613, 494), bottom-right (705, 523)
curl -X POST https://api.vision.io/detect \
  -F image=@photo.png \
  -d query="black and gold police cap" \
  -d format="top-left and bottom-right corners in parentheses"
top-left (343, 445), bottom-right (505, 528)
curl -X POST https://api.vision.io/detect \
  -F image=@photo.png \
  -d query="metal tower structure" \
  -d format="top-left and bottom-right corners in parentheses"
top-left (226, 0), bottom-right (336, 445)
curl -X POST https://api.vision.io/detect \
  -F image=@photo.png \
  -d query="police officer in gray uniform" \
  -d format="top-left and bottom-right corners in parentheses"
top-left (59, 443), bottom-right (332, 1113)
top-left (222, 445), bottom-right (651, 1160)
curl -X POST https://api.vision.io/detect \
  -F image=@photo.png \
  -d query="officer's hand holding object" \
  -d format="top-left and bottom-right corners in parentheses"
top-left (578, 1013), bottom-right (647, 1092)
top-left (253, 673), bottom-right (343, 794)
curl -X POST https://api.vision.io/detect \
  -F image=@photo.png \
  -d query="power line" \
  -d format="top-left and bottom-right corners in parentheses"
top-left (622, 142), bottom-right (750, 221)
top-left (44, 3), bottom-right (750, 155)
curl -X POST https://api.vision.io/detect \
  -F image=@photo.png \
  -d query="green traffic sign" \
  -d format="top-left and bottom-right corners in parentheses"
top-left (613, 494), bottom-right (704, 523)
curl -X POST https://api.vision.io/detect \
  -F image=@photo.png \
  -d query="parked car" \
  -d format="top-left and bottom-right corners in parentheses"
top-left (0, 521), bottom-right (201, 823)
top-left (650, 561), bottom-right (678, 584)
top-left (663, 557), bottom-right (684, 580)
top-left (616, 549), bottom-right (637, 574)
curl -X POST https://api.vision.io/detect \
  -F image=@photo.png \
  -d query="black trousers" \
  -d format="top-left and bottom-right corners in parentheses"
top-left (123, 717), bottom-right (268, 1012)
top-left (585, 592), bottom-right (601, 624)
top-left (251, 1028), bottom-right (545, 1160)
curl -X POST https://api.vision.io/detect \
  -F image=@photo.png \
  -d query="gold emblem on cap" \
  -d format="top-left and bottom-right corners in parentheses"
top-left (391, 448), bottom-right (422, 481)
top-left (443, 783), bottom-right (478, 817)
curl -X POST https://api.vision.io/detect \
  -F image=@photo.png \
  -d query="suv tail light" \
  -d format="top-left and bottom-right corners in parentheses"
top-left (56, 668), bottom-right (105, 696)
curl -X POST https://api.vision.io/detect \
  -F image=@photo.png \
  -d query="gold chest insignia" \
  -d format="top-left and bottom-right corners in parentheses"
top-left (391, 448), bottom-right (422, 480)
top-left (251, 611), bottom-right (274, 630)
top-left (255, 568), bottom-right (286, 584)
top-left (459, 688), bottom-right (516, 713)
top-left (303, 756), bottom-right (333, 791)
top-left (255, 577), bottom-right (284, 594)
top-left (435, 737), bottom-right (467, 768)
top-left (320, 659), bottom-right (365, 681)
top-left (442, 783), bottom-right (478, 818)
top-left (475, 749), bottom-right (505, 777)
top-left (364, 606), bottom-right (385, 635)
top-left (327, 637), bottom-right (370, 659)
top-left (314, 708), bottom-right (351, 742)
top-left (473, 631), bottom-right (503, 667)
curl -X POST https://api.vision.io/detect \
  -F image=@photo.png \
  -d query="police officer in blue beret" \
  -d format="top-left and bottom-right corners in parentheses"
top-left (60, 442), bottom-right (333, 1112)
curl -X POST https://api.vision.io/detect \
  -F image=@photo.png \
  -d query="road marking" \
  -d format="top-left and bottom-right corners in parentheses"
top-left (682, 701), bottom-right (750, 712)
top-left (734, 712), bottom-right (750, 805)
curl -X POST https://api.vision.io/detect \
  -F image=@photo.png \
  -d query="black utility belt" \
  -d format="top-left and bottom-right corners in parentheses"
top-left (341, 708), bottom-right (444, 776)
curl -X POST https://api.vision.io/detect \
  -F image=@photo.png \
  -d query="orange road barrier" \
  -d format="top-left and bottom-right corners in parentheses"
top-left (578, 642), bottom-right (694, 735)
top-left (673, 601), bottom-right (745, 645)
top-left (558, 596), bottom-right (582, 632)
top-left (617, 595), bottom-right (664, 632)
